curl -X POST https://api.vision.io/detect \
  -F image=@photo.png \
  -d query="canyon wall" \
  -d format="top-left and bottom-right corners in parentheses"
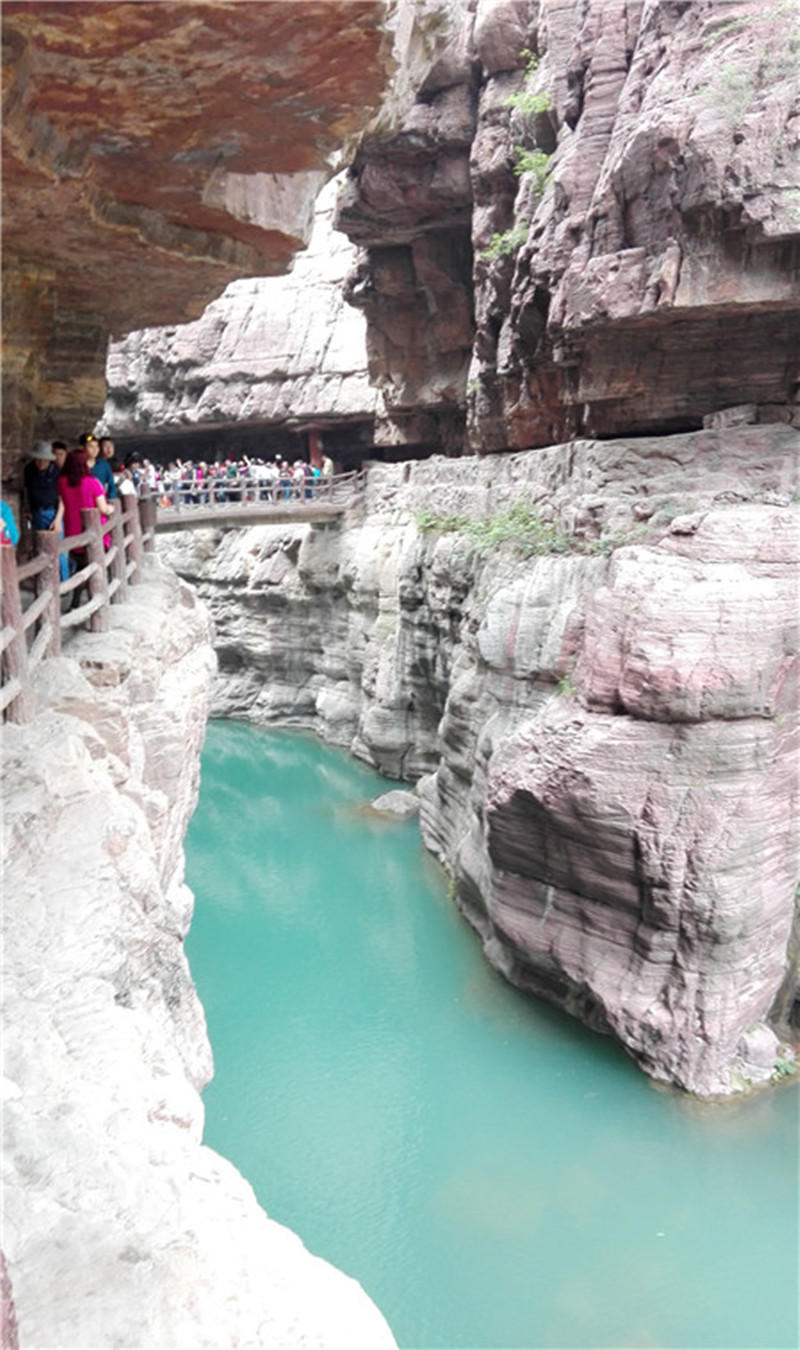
top-left (1, 560), bottom-right (396, 1349)
top-left (160, 422), bottom-right (799, 1098)
top-left (339, 0), bottom-right (800, 451)
top-left (104, 0), bottom-right (800, 461)
top-left (1, 0), bottom-right (394, 465)
top-left (102, 177), bottom-right (382, 464)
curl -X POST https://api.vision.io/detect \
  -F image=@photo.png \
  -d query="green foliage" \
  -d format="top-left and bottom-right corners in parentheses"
top-left (510, 48), bottom-right (552, 108)
top-left (701, 16), bottom-right (748, 48)
top-left (480, 222), bottom-right (529, 261)
top-left (416, 502), bottom-right (653, 561)
top-left (416, 506), bottom-right (461, 533)
top-left (702, 3), bottom-right (798, 51)
top-left (588, 528), bottom-right (629, 557)
top-left (505, 87), bottom-right (553, 117)
top-left (701, 18), bottom-right (800, 126)
top-left (513, 146), bottom-right (553, 193)
top-left (416, 501), bottom-right (574, 558)
top-left (711, 61), bottom-right (757, 123)
top-left (772, 1054), bottom-right (796, 1079)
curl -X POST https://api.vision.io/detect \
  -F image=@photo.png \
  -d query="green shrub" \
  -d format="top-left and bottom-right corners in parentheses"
top-left (504, 49), bottom-right (551, 115)
top-left (416, 501), bottom-right (573, 558)
top-left (480, 222), bottom-right (529, 261)
top-left (772, 1055), bottom-right (796, 1082)
top-left (513, 147), bottom-right (552, 193)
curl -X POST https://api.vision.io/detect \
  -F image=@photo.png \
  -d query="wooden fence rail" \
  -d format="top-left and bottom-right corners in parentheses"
top-left (1, 469), bottom-right (365, 724)
top-left (0, 495), bottom-right (148, 724)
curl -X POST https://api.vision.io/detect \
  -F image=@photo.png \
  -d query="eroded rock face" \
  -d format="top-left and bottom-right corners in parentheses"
top-left (1, 559), bottom-right (396, 1349)
top-left (159, 423), bottom-right (800, 1096)
top-left (107, 0), bottom-right (799, 462)
top-left (103, 178), bottom-right (382, 456)
top-left (2, 0), bottom-right (393, 460)
top-left (337, 0), bottom-right (800, 450)
top-left (472, 0), bottom-right (800, 448)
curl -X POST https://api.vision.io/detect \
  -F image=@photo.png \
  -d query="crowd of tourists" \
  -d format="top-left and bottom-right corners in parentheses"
top-left (3, 435), bottom-right (342, 584)
top-left (126, 452), bottom-right (336, 507)
top-left (15, 433), bottom-right (119, 589)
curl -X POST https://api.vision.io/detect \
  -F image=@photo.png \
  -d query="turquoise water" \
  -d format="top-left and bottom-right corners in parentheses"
top-left (185, 721), bottom-right (798, 1350)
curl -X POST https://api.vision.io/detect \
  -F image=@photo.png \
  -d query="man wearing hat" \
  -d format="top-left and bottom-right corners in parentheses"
top-left (24, 440), bottom-right (68, 578)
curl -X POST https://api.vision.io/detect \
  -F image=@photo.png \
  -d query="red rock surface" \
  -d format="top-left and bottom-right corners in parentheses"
top-left (2, 0), bottom-right (392, 456)
top-left (335, 0), bottom-right (800, 451)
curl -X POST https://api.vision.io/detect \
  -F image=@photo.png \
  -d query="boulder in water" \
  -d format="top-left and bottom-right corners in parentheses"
top-left (370, 790), bottom-right (420, 819)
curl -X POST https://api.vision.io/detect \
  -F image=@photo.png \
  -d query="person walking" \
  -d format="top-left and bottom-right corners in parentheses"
top-left (58, 448), bottom-right (111, 601)
top-left (24, 441), bottom-right (68, 579)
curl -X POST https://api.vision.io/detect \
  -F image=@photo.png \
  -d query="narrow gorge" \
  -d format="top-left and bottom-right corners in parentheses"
top-left (2, 0), bottom-right (799, 1346)
top-left (161, 422), bottom-right (799, 1099)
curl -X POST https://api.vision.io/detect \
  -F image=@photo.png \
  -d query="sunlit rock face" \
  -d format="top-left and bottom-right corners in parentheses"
top-left (1, 0), bottom-right (393, 459)
top-left (1, 559), bottom-right (397, 1350)
top-left (159, 422), bottom-right (800, 1097)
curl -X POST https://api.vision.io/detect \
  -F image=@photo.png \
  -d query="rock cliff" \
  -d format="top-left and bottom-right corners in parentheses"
top-left (159, 422), bottom-right (799, 1097)
top-left (340, 0), bottom-right (800, 451)
top-left (103, 177), bottom-right (382, 465)
top-left (105, 0), bottom-right (800, 461)
top-left (2, 0), bottom-right (394, 465)
top-left (1, 560), bottom-right (396, 1348)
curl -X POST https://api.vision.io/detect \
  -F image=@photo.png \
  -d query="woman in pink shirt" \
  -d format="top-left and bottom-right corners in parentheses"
top-left (58, 448), bottom-right (111, 574)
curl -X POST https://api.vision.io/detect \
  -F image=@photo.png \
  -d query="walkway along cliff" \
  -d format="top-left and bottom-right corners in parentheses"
top-left (159, 421), bottom-right (800, 1100)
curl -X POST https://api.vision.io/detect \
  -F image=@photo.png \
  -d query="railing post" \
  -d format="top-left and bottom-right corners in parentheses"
top-left (123, 495), bottom-right (143, 584)
top-left (36, 530), bottom-right (62, 657)
top-left (1, 545), bottom-right (35, 723)
top-left (139, 495), bottom-right (157, 553)
top-left (108, 502), bottom-right (128, 604)
top-left (81, 507), bottom-right (109, 633)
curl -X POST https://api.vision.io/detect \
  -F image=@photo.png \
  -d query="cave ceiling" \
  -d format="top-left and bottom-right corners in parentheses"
top-left (1, 0), bottom-right (393, 459)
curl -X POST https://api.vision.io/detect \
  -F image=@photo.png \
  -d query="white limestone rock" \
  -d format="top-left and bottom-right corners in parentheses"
top-left (103, 177), bottom-right (382, 438)
top-left (1, 556), bottom-right (397, 1349)
top-left (166, 425), bottom-right (800, 1096)
top-left (371, 789), bottom-right (420, 818)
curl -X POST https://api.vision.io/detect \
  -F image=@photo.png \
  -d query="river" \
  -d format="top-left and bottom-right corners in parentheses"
top-left (185, 720), bottom-right (798, 1350)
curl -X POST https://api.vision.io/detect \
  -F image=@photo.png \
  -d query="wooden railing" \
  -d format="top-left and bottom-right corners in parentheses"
top-left (1, 495), bottom-right (152, 724)
top-left (1, 471), bottom-right (365, 724)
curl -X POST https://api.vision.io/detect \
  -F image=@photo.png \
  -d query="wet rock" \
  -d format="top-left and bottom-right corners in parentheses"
top-left (371, 789), bottom-right (421, 817)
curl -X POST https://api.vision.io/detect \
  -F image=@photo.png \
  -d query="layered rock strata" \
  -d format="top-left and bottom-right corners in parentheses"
top-left (160, 423), bottom-right (800, 1096)
top-left (466, 0), bottom-right (800, 449)
top-left (338, 0), bottom-right (800, 450)
top-left (1, 559), bottom-right (396, 1349)
top-left (2, 0), bottom-right (393, 462)
top-left (103, 178), bottom-right (382, 464)
top-left (105, 0), bottom-right (800, 461)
